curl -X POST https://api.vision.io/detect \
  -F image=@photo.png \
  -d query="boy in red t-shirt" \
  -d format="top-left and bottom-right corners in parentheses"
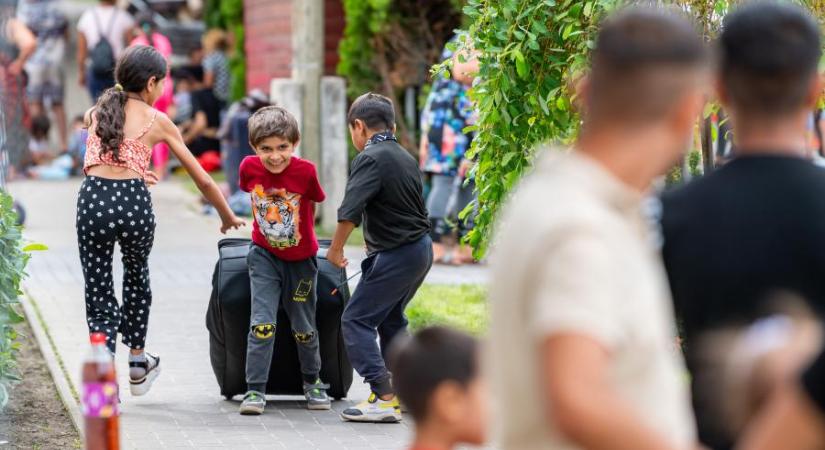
top-left (390, 326), bottom-right (488, 450)
top-left (237, 106), bottom-right (329, 415)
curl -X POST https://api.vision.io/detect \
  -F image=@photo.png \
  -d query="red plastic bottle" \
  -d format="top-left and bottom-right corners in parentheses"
top-left (82, 333), bottom-right (120, 450)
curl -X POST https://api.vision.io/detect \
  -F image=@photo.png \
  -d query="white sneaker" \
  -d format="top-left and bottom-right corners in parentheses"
top-left (239, 391), bottom-right (266, 415)
top-left (129, 353), bottom-right (160, 396)
top-left (341, 392), bottom-right (402, 423)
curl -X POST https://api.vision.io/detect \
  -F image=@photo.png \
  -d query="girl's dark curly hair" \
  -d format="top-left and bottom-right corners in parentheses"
top-left (93, 45), bottom-right (166, 162)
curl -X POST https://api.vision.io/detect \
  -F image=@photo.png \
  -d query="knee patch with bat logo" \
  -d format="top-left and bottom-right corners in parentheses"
top-left (293, 330), bottom-right (316, 344)
top-left (252, 323), bottom-right (276, 339)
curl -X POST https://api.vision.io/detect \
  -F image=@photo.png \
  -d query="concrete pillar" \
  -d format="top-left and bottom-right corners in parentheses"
top-left (320, 77), bottom-right (348, 231)
top-left (269, 78), bottom-right (304, 157)
top-left (291, 0), bottom-right (324, 167)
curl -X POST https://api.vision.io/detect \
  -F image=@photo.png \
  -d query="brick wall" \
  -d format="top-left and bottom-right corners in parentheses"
top-left (244, 0), bottom-right (293, 91)
top-left (324, 0), bottom-right (345, 75)
top-left (244, 0), bottom-right (345, 92)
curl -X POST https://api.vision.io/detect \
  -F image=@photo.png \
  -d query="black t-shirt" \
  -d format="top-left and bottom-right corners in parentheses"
top-left (189, 88), bottom-right (222, 155)
top-left (337, 140), bottom-right (430, 253)
top-left (661, 154), bottom-right (825, 449)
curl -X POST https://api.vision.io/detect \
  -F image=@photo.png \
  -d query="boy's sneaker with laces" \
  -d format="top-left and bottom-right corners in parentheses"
top-left (303, 379), bottom-right (331, 410)
top-left (341, 392), bottom-right (402, 423)
top-left (239, 391), bottom-right (266, 415)
top-left (128, 352), bottom-right (160, 396)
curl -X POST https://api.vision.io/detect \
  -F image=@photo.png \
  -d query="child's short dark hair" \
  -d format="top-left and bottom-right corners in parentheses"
top-left (389, 326), bottom-right (479, 422)
top-left (347, 92), bottom-right (395, 131)
top-left (720, 1), bottom-right (821, 116)
top-left (248, 106), bottom-right (301, 147)
top-left (31, 114), bottom-right (51, 140)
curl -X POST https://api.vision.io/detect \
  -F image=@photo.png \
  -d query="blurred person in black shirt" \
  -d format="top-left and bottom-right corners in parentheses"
top-left (660, 3), bottom-right (825, 449)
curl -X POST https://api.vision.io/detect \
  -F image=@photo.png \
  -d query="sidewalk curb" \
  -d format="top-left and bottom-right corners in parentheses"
top-left (19, 290), bottom-right (84, 439)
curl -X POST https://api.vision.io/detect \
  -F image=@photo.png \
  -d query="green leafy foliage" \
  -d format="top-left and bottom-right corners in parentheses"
top-left (337, 0), bottom-right (464, 149)
top-left (337, 0), bottom-right (391, 99)
top-left (204, 0), bottom-right (245, 101)
top-left (455, 0), bottom-right (825, 257)
top-left (0, 192), bottom-right (41, 410)
top-left (457, 0), bottom-right (617, 258)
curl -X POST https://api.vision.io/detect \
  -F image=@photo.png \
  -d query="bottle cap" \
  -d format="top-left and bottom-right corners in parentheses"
top-left (90, 333), bottom-right (107, 345)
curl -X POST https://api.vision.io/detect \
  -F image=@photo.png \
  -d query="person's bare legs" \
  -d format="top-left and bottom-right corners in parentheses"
top-left (52, 103), bottom-right (68, 151)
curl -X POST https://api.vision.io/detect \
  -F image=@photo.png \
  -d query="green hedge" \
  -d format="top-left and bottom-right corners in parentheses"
top-left (0, 193), bottom-right (29, 410)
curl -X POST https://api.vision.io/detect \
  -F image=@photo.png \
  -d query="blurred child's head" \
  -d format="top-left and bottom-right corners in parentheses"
top-left (135, 11), bottom-right (156, 37)
top-left (172, 66), bottom-right (205, 93)
top-left (719, 2), bottom-right (821, 123)
top-left (31, 114), bottom-right (51, 141)
top-left (242, 89), bottom-right (271, 112)
top-left (248, 106), bottom-right (301, 174)
top-left (347, 92), bottom-right (396, 151)
top-left (202, 29), bottom-right (229, 53)
top-left (188, 43), bottom-right (204, 65)
top-left (71, 114), bottom-right (85, 129)
top-left (390, 326), bottom-right (488, 447)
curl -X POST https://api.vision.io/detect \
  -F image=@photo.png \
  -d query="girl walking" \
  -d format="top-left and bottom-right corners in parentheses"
top-left (78, 45), bottom-right (244, 396)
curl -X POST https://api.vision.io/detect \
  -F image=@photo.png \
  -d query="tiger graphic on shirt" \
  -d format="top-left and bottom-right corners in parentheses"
top-left (251, 185), bottom-right (302, 249)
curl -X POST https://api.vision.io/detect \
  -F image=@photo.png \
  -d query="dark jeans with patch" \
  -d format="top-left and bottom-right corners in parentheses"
top-left (245, 244), bottom-right (321, 392)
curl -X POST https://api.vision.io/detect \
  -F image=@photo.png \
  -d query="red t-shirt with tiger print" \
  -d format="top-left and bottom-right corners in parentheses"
top-left (239, 155), bottom-right (326, 261)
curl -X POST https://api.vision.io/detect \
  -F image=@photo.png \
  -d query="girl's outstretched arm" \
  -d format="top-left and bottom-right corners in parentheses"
top-left (157, 114), bottom-right (245, 233)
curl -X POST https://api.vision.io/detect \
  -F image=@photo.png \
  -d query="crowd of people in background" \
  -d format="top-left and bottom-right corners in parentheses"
top-left (0, 0), bottom-right (233, 188)
top-left (0, 0), bottom-right (485, 265)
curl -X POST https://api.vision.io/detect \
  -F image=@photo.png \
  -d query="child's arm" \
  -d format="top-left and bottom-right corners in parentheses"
top-left (157, 114), bottom-right (245, 233)
top-left (328, 221), bottom-right (354, 268)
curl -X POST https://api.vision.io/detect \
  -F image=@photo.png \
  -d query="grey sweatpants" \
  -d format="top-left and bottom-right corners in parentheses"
top-left (245, 244), bottom-right (321, 391)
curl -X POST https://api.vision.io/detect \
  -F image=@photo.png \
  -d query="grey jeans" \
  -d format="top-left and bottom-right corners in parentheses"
top-left (245, 244), bottom-right (321, 391)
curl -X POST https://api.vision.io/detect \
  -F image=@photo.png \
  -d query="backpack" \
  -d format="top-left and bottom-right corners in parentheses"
top-left (89, 9), bottom-right (118, 77)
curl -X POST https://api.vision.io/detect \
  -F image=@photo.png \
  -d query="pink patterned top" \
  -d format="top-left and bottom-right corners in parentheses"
top-left (84, 111), bottom-right (158, 177)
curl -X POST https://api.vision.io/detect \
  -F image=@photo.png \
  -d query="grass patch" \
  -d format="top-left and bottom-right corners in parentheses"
top-left (174, 169), bottom-right (226, 197)
top-left (317, 226), bottom-right (365, 247)
top-left (407, 284), bottom-right (487, 335)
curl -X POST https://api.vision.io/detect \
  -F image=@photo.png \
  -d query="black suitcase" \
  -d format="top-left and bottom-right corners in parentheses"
top-left (206, 238), bottom-right (353, 400)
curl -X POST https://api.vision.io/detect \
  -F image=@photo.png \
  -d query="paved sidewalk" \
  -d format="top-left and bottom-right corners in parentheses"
top-left (10, 178), bottom-right (486, 450)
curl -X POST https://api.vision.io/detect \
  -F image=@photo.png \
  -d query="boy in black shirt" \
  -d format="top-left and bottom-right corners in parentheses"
top-left (660, 3), bottom-right (825, 449)
top-left (327, 92), bottom-right (432, 423)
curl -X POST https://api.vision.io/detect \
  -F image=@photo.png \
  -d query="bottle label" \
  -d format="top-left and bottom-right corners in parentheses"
top-left (82, 382), bottom-right (119, 418)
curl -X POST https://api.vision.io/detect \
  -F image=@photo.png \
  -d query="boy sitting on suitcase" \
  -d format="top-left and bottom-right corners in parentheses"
top-left (238, 106), bottom-right (330, 415)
